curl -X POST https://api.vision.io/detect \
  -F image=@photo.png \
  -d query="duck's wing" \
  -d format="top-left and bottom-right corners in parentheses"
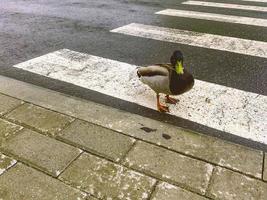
top-left (137, 64), bottom-right (171, 77)
top-left (137, 64), bottom-right (172, 94)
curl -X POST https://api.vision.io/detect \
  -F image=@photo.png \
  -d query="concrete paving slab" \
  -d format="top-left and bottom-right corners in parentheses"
top-left (1, 129), bottom-right (81, 177)
top-left (5, 103), bottom-right (74, 136)
top-left (0, 153), bottom-right (16, 176)
top-left (0, 163), bottom-right (88, 200)
top-left (207, 167), bottom-right (267, 200)
top-left (0, 75), bottom-right (266, 198)
top-left (86, 196), bottom-right (98, 200)
top-left (151, 182), bottom-right (208, 200)
top-left (0, 94), bottom-right (22, 116)
top-left (0, 75), bottom-right (262, 177)
top-left (124, 141), bottom-right (213, 195)
top-left (59, 119), bottom-right (135, 162)
top-left (0, 118), bottom-right (22, 144)
top-left (59, 152), bottom-right (156, 199)
top-left (113, 115), bottom-right (263, 178)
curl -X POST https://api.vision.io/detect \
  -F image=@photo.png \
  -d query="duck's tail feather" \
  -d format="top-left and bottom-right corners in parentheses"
top-left (137, 70), bottom-right (141, 78)
top-left (136, 67), bottom-right (142, 78)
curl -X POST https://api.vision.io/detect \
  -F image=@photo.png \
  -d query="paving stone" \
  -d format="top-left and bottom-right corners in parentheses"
top-left (110, 116), bottom-right (263, 178)
top-left (1, 75), bottom-right (262, 177)
top-left (124, 141), bottom-right (213, 195)
top-left (0, 153), bottom-right (17, 175)
top-left (1, 129), bottom-right (81, 177)
top-left (5, 103), bottom-right (73, 136)
top-left (0, 118), bottom-right (22, 145)
top-left (264, 153), bottom-right (267, 181)
top-left (59, 152), bottom-right (156, 199)
top-left (151, 182), bottom-right (208, 200)
top-left (207, 167), bottom-right (267, 200)
top-left (86, 196), bottom-right (98, 200)
top-left (59, 120), bottom-right (135, 162)
top-left (0, 94), bottom-right (22, 116)
top-left (0, 163), bottom-right (88, 200)
top-left (86, 196), bottom-right (97, 200)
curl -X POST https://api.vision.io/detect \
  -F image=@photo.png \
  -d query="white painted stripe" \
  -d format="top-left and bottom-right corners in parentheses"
top-left (111, 23), bottom-right (267, 58)
top-left (182, 1), bottom-right (267, 12)
top-left (13, 49), bottom-right (267, 144)
top-left (156, 9), bottom-right (267, 27)
top-left (242, 0), bottom-right (267, 2)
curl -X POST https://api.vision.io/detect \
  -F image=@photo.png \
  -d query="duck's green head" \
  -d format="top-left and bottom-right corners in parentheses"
top-left (170, 50), bottom-right (184, 75)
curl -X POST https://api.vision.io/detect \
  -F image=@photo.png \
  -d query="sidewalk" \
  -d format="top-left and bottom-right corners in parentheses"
top-left (0, 75), bottom-right (266, 200)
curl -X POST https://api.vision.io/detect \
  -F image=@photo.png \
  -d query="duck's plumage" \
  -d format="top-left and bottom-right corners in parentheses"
top-left (137, 63), bottom-right (194, 95)
top-left (137, 64), bottom-right (171, 95)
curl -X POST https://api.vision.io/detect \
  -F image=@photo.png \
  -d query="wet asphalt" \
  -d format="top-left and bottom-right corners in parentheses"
top-left (0, 0), bottom-right (267, 150)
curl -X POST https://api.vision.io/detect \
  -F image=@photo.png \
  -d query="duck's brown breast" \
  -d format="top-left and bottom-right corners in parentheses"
top-left (169, 70), bottom-right (194, 95)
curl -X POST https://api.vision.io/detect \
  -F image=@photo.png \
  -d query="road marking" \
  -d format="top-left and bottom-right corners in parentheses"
top-left (111, 23), bottom-right (267, 58)
top-left (182, 1), bottom-right (267, 12)
top-left (156, 9), bottom-right (267, 27)
top-left (242, 0), bottom-right (267, 2)
top-left (13, 49), bottom-right (267, 144)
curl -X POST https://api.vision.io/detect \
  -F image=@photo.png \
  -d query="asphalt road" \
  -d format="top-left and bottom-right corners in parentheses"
top-left (1, 0), bottom-right (267, 94)
top-left (0, 0), bottom-right (267, 149)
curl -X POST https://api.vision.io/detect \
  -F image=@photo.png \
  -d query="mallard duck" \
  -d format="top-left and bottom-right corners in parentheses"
top-left (137, 50), bottom-right (194, 112)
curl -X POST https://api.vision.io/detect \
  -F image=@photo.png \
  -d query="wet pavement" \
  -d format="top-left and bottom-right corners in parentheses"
top-left (0, 75), bottom-right (266, 199)
top-left (0, 0), bottom-right (266, 94)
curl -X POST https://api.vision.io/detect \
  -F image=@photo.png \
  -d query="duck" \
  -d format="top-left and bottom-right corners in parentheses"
top-left (137, 50), bottom-right (194, 112)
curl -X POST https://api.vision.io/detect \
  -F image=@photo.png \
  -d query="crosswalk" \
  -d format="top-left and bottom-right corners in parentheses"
top-left (12, 1), bottom-right (267, 145)
top-left (242, 0), bottom-right (267, 2)
top-left (13, 48), bottom-right (267, 145)
top-left (111, 23), bottom-right (267, 58)
top-left (182, 1), bottom-right (267, 12)
top-left (156, 9), bottom-right (267, 27)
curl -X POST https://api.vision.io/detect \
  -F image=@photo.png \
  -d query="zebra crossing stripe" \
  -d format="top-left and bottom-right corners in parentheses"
top-left (111, 23), bottom-right (267, 58)
top-left (242, 0), bottom-right (267, 2)
top-left (156, 9), bottom-right (267, 27)
top-left (13, 49), bottom-right (267, 145)
top-left (182, 1), bottom-right (267, 12)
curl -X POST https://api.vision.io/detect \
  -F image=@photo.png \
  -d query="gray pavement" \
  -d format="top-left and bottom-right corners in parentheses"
top-left (0, 75), bottom-right (266, 199)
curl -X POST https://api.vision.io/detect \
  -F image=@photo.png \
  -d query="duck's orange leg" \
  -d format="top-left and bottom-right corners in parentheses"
top-left (157, 94), bottom-right (169, 112)
top-left (165, 95), bottom-right (178, 104)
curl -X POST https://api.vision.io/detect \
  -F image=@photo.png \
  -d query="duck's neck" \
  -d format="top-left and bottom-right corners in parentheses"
top-left (175, 62), bottom-right (184, 74)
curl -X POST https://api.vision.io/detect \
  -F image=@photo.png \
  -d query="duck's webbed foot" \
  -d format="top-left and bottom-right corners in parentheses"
top-left (165, 95), bottom-right (178, 104)
top-left (157, 94), bottom-right (169, 113)
top-left (157, 104), bottom-right (169, 113)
